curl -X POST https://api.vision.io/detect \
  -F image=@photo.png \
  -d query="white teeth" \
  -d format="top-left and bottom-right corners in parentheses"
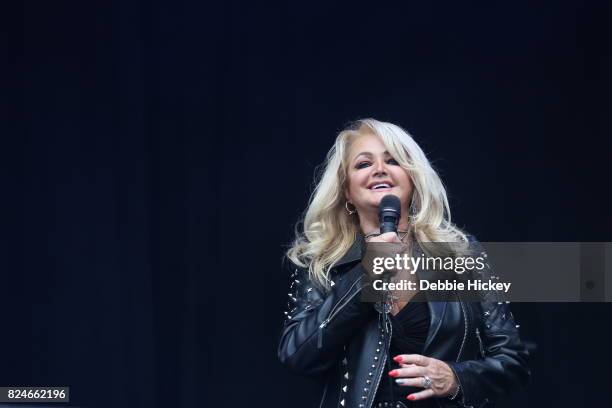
top-left (371, 183), bottom-right (391, 190)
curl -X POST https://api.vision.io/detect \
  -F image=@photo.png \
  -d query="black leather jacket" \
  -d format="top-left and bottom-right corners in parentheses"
top-left (278, 237), bottom-right (530, 408)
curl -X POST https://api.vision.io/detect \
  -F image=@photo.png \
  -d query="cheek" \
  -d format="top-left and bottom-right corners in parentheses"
top-left (347, 173), bottom-right (366, 198)
top-left (406, 180), bottom-right (414, 195)
top-left (348, 172), bottom-right (362, 187)
top-left (406, 177), bottom-right (414, 191)
top-left (397, 172), bottom-right (413, 192)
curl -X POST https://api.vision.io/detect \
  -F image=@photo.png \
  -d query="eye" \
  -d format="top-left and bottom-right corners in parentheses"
top-left (355, 161), bottom-right (371, 169)
top-left (386, 158), bottom-right (399, 165)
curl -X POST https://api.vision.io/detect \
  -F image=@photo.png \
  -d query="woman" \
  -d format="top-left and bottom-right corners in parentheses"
top-left (278, 119), bottom-right (530, 408)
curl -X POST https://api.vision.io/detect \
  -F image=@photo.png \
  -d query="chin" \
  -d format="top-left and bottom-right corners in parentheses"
top-left (367, 194), bottom-right (390, 208)
top-left (370, 192), bottom-right (409, 209)
top-left (370, 190), bottom-right (399, 200)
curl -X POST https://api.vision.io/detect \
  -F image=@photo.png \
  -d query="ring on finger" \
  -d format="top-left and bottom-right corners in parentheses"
top-left (422, 376), bottom-right (433, 389)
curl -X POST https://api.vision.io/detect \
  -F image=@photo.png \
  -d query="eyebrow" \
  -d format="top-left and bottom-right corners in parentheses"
top-left (353, 151), bottom-right (391, 161)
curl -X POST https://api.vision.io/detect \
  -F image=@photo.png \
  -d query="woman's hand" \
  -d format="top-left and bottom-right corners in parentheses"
top-left (364, 231), bottom-right (413, 313)
top-left (365, 232), bottom-right (402, 243)
top-left (389, 354), bottom-right (459, 401)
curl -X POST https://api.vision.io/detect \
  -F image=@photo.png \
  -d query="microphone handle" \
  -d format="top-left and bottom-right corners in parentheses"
top-left (380, 221), bottom-right (397, 234)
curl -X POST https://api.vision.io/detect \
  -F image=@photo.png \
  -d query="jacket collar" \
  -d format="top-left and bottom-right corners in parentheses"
top-left (332, 234), bottom-right (366, 269)
top-left (423, 302), bottom-right (447, 353)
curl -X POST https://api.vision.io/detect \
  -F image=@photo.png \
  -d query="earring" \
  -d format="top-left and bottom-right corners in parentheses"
top-left (345, 201), bottom-right (357, 215)
top-left (408, 196), bottom-right (417, 217)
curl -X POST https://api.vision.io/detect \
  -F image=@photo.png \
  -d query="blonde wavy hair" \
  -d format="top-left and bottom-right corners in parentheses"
top-left (287, 118), bottom-right (467, 290)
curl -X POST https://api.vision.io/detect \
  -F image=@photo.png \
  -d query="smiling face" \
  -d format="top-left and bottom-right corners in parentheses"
top-left (345, 132), bottom-right (413, 217)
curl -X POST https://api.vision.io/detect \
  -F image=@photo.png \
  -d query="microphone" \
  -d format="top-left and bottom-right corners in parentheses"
top-left (375, 195), bottom-right (401, 316)
top-left (379, 195), bottom-right (401, 234)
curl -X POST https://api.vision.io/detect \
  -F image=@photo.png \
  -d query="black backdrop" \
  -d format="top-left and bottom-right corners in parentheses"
top-left (3, 0), bottom-right (612, 407)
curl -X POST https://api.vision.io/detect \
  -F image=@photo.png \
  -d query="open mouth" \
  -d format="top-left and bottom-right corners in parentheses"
top-left (369, 182), bottom-right (393, 190)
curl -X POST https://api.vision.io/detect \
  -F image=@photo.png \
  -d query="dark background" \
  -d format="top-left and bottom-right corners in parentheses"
top-left (3, 0), bottom-right (611, 407)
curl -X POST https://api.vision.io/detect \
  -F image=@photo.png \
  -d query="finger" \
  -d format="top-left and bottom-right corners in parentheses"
top-left (399, 363), bottom-right (417, 368)
top-left (407, 388), bottom-right (435, 401)
top-left (388, 366), bottom-right (425, 378)
top-left (394, 377), bottom-right (424, 387)
top-left (378, 232), bottom-right (401, 243)
top-left (394, 354), bottom-right (430, 366)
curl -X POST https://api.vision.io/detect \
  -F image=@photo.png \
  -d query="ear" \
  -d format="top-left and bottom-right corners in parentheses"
top-left (344, 187), bottom-right (351, 202)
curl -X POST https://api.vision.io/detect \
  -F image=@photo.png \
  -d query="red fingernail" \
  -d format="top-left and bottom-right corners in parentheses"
top-left (388, 370), bottom-right (398, 377)
top-left (393, 356), bottom-right (403, 363)
top-left (407, 395), bottom-right (415, 401)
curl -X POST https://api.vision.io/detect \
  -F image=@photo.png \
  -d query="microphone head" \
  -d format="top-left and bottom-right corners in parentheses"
top-left (379, 194), bottom-right (401, 214)
top-left (379, 195), bottom-right (401, 234)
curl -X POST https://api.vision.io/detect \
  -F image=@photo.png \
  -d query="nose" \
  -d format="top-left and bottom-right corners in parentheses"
top-left (372, 158), bottom-right (387, 177)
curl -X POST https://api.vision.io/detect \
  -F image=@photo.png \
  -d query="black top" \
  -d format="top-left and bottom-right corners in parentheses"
top-left (374, 294), bottom-right (432, 405)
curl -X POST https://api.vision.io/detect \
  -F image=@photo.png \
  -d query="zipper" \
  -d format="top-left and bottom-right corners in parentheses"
top-left (456, 299), bottom-right (468, 361)
top-left (318, 380), bottom-right (328, 408)
top-left (367, 315), bottom-right (392, 408)
top-left (317, 277), bottom-right (362, 348)
top-left (475, 328), bottom-right (485, 359)
top-left (433, 300), bottom-right (472, 408)
top-left (446, 299), bottom-right (472, 408)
